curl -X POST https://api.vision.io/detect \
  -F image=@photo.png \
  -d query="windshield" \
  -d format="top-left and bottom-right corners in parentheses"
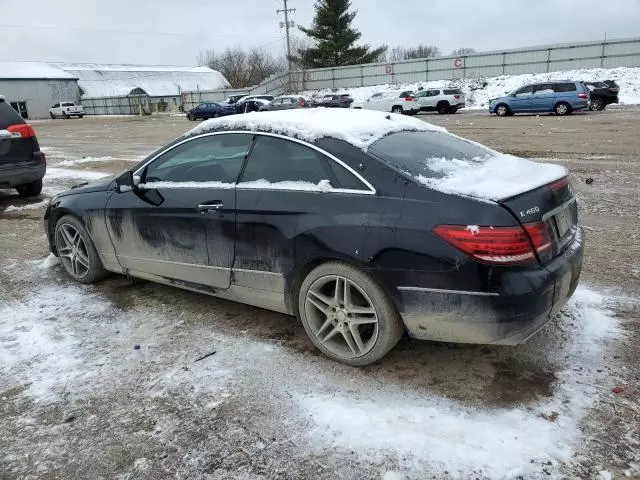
top-left (368, 131), bottom-right (493, 180)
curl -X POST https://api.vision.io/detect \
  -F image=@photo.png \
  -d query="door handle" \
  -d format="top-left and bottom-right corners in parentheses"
top-left (198, 201), bottom-right (224, 213)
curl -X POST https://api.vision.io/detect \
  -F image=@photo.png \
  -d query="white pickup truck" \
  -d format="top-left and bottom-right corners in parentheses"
top-left (49, 101), bottom-right (84, 119)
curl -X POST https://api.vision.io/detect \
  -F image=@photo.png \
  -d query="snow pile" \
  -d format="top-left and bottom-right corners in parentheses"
top-left (4, 199), bottom-right (49, 212)
top-left (303, 66), bottom-right (640, 109)
top-left (416, 153), bottom-right (567, 200)
top-left (238, 179), bottom-right (336, 192)
top-left (45, 167), bottom-right (113, 181)
top-left (0, 61), bottom-right (75, 80)
top-left (139, 181), bottom-right (235, 190)
top-left (187, 108), bottom-right (445, 150)
top-left (297, 286), bottom-right (623, 479)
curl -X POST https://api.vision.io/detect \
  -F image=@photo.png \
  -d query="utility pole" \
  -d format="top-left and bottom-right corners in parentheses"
top-left (277, 0), bottom-right (296, 91)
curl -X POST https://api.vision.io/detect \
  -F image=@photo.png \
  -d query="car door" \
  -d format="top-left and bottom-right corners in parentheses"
top-left (423, 90), bottom-right (440, 109)
top-left (268, 98), bottom-right (283, 111)
top-left (531, 83), bottom-right (556, 112)
top-left (509, 85), bottom-right (535, 112)
top-left (105, 132), bottom-right (254, 289)
top-left (366, 93), bottom-right (385, 111)
top-left (233, 134), bottom-right (375, 309)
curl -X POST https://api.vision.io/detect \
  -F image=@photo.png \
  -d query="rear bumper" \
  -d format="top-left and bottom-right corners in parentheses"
top-left (0, 162), bottom-right (46, 188)
top-left (399, 226), bottom-right (584, 345)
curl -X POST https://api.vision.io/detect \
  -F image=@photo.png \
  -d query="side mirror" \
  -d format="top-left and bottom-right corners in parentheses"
top-left (115, 170), bottom-right (134, 192)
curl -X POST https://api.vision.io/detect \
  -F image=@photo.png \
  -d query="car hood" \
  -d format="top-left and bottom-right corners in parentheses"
top-left (58, 176), bottom-right (115, 197)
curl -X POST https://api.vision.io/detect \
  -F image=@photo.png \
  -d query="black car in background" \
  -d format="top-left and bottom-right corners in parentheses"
top-left (186, 102), bottom-right (236, 120)
top-left (44, 109), bottom-right (583, 366)
top-left (234, 95), bottom-right (275, 113)
top-left (313, 94), bottom-right (354, 108)
top-left (583, 80), bottom-right (620, 110)
top-left (0, 96), bottom-right (46, 197)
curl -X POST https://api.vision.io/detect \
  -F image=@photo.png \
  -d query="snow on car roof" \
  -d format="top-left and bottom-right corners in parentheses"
top-left (186, 108), bottom-right (444, 150)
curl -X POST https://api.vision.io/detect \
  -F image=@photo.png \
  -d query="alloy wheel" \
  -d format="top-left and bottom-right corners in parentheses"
top-left (305, 275), bottom-right (379, 359)
top-left (55, 223), bottom-right (91, 279)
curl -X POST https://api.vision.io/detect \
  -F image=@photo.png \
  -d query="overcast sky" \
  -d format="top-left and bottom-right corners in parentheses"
top-left (2, 0), bottom-right (639, 66)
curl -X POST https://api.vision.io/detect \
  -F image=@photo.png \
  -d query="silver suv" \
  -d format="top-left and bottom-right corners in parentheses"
top-left (413, 88), bottom-right (466, 114)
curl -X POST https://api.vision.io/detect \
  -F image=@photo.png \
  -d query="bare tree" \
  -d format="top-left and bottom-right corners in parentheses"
top-left (451, 47), bottom-right (476, 56)
top-left (382, 44), bottom-right (441, 62)
top-left (197, 46), bottom-right (286, 89)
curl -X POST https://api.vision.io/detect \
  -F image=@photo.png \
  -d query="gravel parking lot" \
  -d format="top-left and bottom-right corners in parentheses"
top-left (1, 110), bottom-right (638, 479)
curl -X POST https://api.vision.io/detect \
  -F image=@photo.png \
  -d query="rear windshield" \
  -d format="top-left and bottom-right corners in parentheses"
top-left (554, 83), bottom-right (577, 92)
top-left (443, 89), bottom-right (462, 95)
top-left (0, 101), bottom-right (25, 128)
top-left (368, 131), bottom-right (492, 179)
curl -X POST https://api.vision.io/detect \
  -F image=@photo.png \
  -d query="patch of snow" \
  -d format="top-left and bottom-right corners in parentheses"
top-left (39, 253), bottom-right (59, 269)
top-left (139, 181), bottom-right (235, 190)
top-left (45, 167), bottom-right (113, 181)
top-left (0, 61), bottom-right (74, 80)
top-left (4, 199), bottom-right (49, 212)
top-left (297, 285), bottom-right (623, 479)
top-left (54, 156), bottom-right (115, 167)
top-left (382, 473), bottom-right (407, 480)
top-left (186, 108), bottom-right (445, 151)
top-left (599, 471), bottom-right (612, 480)
top-left (238, 178), bottom-right (334, 192)
top-left (415, 154), bottom-right (566, 200)
top-left (465, 225), bottom-right (480, 234)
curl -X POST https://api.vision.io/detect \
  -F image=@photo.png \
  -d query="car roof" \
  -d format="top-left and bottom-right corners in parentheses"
top-left (184, 108), bottom-right (445, 150)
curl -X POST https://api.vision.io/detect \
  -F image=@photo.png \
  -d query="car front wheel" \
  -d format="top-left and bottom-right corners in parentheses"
top-left (54, 215), bottom-right (109, 284)
top-left (391, 106), bottom-right (403, 114)
top-left (298, 261), bottom-right (404, 366)
top-left (495, 104), bottom-right (510, 117)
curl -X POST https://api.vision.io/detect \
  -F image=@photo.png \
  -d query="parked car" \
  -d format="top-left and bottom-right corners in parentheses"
top-left (186, 102), bottom-right (236, 120)
top-left (313, 94), bottom-right (354, 108)
top-left (49, 101), bottom-right (84, 119)
top-left (583, 80), bottom-right (619, 111)
top-left (234, 95), bottom-right (275, 113)
top-left (0, 95), bottom-right (46, 197)
top-left (259, 95), bottom-right (310, 111)
top-left (44, 108), bottom-right (583, 366)
top-left (489, 81), bottom-right (590, 116)
top-left (224, 95), bottom-right (247, 104)
top-left (412, 88), bottom-right (466, 114)
top-left (351, 91), bottom-right (420, 115)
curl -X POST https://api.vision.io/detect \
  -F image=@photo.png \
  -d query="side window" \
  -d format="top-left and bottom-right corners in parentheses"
top-left (514, 85), bottom-right (534, 96)
top-left (554, 83), bottom-right (577, 93)
top-left (533, 84), bottom-right (555, 94)
top-left (144, 134), bottom-right (253, 184)
top-left (240, 136), bottom-right (369, 191)
top-left (272, 98), bottom-right (283, 105)
top-left (427, 90), bottom-right (439, 97)
top-left (52, 103), bottom-right (60, 108)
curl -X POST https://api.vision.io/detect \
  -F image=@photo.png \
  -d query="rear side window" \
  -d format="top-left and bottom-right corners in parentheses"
top-left (553, 83), bottom-right (577, 92)
top-left (369, 131), bottom-right (492, 180)
top-left (443, 89), bottom-right (462, 95)
top-left (534, 84), bottom-right (555, 94)
top-left (0, 101), bottom-right (25, 128)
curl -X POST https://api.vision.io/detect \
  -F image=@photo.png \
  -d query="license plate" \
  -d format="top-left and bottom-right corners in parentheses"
top-left (554, 208), bottom-right (573, 238)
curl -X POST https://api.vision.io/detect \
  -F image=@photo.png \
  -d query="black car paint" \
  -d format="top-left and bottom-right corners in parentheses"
top-left (45, 131), bottom-right (583, 345)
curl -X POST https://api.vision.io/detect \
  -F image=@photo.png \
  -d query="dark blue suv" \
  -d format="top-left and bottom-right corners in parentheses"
top-left (186, 102), bottom-right (236, 121)
top-left (489, 81), bottom-right (590, 116)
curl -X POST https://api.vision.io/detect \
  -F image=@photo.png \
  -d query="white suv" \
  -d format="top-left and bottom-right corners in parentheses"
top-left (412, 88), bottom-right (466, 114)
top-left (352, 91), bottom-right (420, 115)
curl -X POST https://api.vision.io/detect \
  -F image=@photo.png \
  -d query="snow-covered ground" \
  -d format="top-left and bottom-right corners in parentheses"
top-left (303, 67), bottom-right (640, 110)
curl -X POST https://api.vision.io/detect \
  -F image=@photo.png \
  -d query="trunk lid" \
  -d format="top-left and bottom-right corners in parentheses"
top-left (499, 177), bottom-right (578, 263)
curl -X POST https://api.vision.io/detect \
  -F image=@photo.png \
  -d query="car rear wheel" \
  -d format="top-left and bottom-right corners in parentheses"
top-left (554, 102), bottom-right (571, 116)
top-left (54, 215), bottom-right (109, 284)
top-left (63, 112), bottom-right (69, 119)
top-left (16, 179), bottom-right (42, 197)
top-left (79, 115), bottom-right (84, 119)
top-left (391, 106), bottom-right (403, 114)
top-left (590, 98), bottom-right (604, 111)
top-left (298, 261), bottom-right (404, 366)
top-left (495, 104), bottom-right (510, 117)
top-left (437, 102), bottom-right (451, 114)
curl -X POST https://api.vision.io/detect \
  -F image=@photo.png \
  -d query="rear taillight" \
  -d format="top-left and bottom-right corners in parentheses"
top-left (547, 177), bottom-right (569, 192)
top-left (454, 95), bottom-right (461, 100)
top-left (577, 92), bottom-right (589, 99)
top-left (433, 223), bottom-right (551, 265)
top-left (7, 124), bottom-right (36, 138)
top-left (404, 96), bottom-right (414, 101)
top-left (609, 87), bottom-right (619, 93)
top-left (299, 98), bottom-right (305, 106)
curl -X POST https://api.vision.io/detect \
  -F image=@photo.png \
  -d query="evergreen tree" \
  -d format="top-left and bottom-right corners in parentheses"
top-left (296, 0), bottom-right (387, 68)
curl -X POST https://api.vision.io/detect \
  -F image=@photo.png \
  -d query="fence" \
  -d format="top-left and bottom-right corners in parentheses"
top-left (182, 36), bottom-right (640, 103)
top-left (181, 88), bottom-right (249, 112)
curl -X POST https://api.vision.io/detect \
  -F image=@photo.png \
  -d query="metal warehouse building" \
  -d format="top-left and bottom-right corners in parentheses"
top-left (0, 62), bottom-right (80, 119)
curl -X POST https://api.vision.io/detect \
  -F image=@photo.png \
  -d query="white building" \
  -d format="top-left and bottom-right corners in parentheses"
top-left (0, 62), bottom-right (79, 119)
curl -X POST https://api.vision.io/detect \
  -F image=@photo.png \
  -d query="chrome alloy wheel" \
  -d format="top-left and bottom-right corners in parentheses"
top-left (55, 223), bottom-right (91, 279)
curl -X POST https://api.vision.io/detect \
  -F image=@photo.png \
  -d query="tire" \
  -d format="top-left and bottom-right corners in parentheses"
top-left (16, 179), bottom-right (42, 197)
top-left (391, 106), bottom-right (403, 114)
top-left (437, 102), bottom-right (451, 114)
top-left (78, 115), bottom-right (84, 119)
top-left (590, 98), bottom-right (604, 111)
top-left (63, 112), bottom-right (69, 119)
top-left (54, 215), bottom-right (109, 284)
top-left (495, 104), bottom-right (510, 117)
top-left (450, 106), bottom-right (458, 114)
top-left (298, 261), bottom-right (404, 366)
top-left (49, 112), bottom-right (55, 119)
top-left (554, 102), bottom-right (571, 116)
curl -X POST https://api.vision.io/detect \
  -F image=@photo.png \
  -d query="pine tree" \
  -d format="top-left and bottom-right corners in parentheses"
top-left (296, 0), bottom-right (387, 68)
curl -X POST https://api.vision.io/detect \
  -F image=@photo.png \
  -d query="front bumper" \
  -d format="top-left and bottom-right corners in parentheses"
top-left (399, 226), bottom-right (584, 345)
top-left (0, 162), bottom-right (46, 188)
